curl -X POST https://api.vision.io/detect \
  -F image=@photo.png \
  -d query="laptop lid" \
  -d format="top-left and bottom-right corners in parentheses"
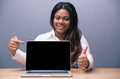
top-left (22, 40), bottom-right (72, 77)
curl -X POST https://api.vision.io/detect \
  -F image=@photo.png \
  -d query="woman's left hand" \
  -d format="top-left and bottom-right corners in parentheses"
top-left (78, 46), bottom-right (89, 69)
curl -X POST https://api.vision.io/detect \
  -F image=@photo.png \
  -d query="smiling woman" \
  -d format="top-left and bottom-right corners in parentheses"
top-left (53, 9), bottom-right (71, 40)
top-left (8, 1), bottom-right (94, 71)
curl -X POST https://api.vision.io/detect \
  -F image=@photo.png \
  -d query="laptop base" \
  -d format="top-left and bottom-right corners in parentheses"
top-left (21, 71), bottom-right (72, 77)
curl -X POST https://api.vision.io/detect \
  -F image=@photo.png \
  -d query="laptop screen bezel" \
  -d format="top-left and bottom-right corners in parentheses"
top-left (26, 40), bottom-right (71, 71)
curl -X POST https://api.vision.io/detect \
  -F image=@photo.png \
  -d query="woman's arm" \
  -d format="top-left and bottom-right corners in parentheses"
top-left (80, 35), bottom-right (94, 71)
top-left (12, 49), bottom-right (26, 66)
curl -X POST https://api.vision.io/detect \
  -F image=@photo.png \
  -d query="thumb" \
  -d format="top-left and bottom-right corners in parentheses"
top-left (81, 46), bottom-right (88, 55)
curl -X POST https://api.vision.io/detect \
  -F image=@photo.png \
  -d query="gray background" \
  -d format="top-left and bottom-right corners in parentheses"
top-left (0, 0), bottom-right (120, 68)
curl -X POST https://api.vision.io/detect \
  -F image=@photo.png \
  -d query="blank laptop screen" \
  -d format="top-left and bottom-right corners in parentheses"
top-left (26, 41), bottom-right (71, 71)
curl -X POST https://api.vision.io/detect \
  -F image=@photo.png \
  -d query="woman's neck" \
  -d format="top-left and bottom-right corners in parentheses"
top-left (55, 32), bottom-right (66, 40)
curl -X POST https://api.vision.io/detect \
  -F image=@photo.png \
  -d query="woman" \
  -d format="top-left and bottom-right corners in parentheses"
top-left (8, 2), bottom-right (93, 71)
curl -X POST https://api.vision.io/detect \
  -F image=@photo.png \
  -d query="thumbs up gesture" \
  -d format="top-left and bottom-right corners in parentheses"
top-left (78, 46), bottom-right (89, 69)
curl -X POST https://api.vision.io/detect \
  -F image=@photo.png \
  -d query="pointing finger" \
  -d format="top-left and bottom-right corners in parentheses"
top-left (12, 36), bottom-right (24, 44)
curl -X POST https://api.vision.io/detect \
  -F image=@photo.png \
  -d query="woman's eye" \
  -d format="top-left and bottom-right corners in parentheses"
top-left (55, 16), bottom-right (60, 20)
top-left (54, 16), bottom-right (70, 21)
top-left (64, 17), bottom-right (70, 21)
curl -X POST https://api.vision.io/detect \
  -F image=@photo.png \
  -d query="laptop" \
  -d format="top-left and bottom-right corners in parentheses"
top-left (22, 40), bottom-right (72, 77)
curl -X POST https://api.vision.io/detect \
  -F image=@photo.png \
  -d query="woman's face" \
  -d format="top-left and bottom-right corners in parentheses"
top-left (53, 9), bottom-right (70, 35)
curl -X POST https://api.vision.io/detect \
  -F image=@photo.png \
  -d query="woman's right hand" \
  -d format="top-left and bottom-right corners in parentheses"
top-left (8, 36), bottom-right (24, 56)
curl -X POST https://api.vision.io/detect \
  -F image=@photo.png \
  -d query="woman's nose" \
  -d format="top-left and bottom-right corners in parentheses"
top-left (59, 19), bottom-right (64, 24)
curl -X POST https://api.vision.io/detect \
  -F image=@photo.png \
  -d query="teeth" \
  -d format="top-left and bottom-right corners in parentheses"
top-left (58, 26), bottom-right (64, 28)
top-left (58, 25), bottom-right (63, 27)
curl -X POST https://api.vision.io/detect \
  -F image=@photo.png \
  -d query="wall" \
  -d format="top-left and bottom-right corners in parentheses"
top-left (0, 0), bottom-right (120, 68)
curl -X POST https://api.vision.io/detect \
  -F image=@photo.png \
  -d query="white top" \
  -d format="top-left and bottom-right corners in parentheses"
top-left (12, 29), bottom-right (94, 70)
